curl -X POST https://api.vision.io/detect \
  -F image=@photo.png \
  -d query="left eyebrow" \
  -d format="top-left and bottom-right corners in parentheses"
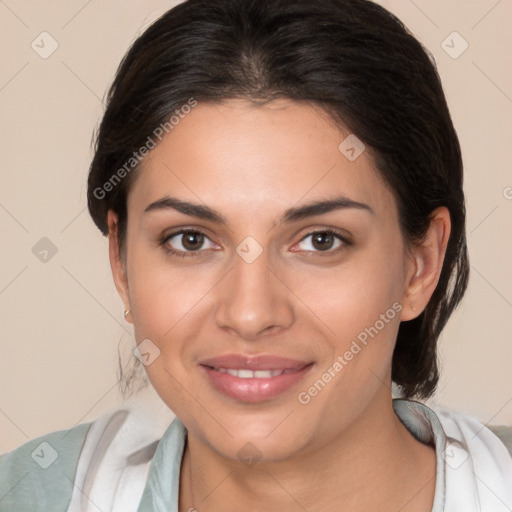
top-left (278, 196), bottom-right (374, 224)
top-left (144, 195), bottom-right (374, 225)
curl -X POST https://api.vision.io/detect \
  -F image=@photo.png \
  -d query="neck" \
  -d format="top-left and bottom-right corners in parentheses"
top-left (178, 396), bottom-right (436, 512)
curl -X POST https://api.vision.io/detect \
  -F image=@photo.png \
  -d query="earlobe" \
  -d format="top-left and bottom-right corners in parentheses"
top-left (400, 207), bottom-right (451, 321)
top-left (107, 210), bottom-right (132, 323)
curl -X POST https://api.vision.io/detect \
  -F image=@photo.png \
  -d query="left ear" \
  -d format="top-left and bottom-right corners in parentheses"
top-left (400, 206), bottom-right (451, 321)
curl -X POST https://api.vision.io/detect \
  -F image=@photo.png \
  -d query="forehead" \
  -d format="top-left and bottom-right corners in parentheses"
top-left (128, 99), bottom-right (395, 223)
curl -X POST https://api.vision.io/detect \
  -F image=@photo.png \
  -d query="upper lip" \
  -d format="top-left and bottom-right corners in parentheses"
top-left (199, 354), bottom-right (312, 371)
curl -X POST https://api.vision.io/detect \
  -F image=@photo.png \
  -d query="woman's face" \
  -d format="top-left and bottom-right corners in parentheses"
top-left (111, 98), bottom-right (421, 462)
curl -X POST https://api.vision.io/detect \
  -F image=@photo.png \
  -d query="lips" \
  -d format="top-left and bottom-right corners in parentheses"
top-left (199, 354), bottom-right (314, 402)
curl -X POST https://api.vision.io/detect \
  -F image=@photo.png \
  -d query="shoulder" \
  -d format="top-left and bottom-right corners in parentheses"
top-left (487, 424), bottom-right (512, 457)
top-left (394, 399), bottom-right (512, 509)
top-left (66, 386), bottom-right (176, 512)
top-left (0, 422), bottom-right (92, 512)
top-left (0, 386), bottom-right (175, 512)
top-left (430, 403), bottom-right (512, 461)
top-left (430, 403), bottom-right (512, 509)
top-left (394, 398), bottom-right (512, 460)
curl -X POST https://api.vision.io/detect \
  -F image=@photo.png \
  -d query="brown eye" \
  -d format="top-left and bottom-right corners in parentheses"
top-left (180, 231), bottom-right (205, 251)
top-left (294, 229), bottom-right (350, 254)
top-left (311, 232), bottom-right (336, 251)
top-left (162, 230), bottom-right (216, 257)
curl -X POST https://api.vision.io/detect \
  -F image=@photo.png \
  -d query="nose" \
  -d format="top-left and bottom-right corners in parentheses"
top-left (214, 247), bottom-right (295, 340)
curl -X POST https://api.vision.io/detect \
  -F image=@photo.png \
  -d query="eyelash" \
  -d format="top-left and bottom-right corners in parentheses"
top-left (159, 228), bottom-right (352, 259)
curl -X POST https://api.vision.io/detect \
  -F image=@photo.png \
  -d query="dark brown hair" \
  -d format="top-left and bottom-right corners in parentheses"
top-left (87, 0), bottom-right (469, 399)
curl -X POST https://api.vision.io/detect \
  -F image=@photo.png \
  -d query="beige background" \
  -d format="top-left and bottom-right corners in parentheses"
top-left (1, 0), bottom-right (511, 453)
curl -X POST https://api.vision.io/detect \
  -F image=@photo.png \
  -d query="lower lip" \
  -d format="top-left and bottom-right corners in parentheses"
top-left (200, 364), bottom-right (314, 402)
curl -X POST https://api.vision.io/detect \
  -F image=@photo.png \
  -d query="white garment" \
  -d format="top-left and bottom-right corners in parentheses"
top-left (66, 386), bottom-right (175, 512)
top-left (66, 386), bottom-right (512, 512)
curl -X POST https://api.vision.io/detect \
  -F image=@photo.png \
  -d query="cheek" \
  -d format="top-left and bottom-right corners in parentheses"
top-left (125, 245), bottom-right (228, 394)
top-left (128, 259), bottom-right (212, 342)
top-left (303, 245), bottom-right (406, 402)
top-left (125, 258), bottom-right (210, 402)
top-left (295, 258), bottom-right (403, 407)
top-left (307, 248), bottom-right (405, 337)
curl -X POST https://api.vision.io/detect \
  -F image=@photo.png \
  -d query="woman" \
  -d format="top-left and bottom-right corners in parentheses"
top-left (1, 0), bottom-right (511, 511)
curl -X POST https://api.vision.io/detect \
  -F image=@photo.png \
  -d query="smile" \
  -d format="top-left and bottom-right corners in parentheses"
top-left (199, 355), bottom-right (314, 402)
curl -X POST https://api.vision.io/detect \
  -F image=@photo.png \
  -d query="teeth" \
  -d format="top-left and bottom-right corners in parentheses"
top-left (255, 370), bottom-right (282, 378)
top-left (215, 368), bottom-right (285, 378)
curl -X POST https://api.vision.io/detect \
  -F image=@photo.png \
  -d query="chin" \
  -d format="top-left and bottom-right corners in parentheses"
top-left (193, 409), bottom-right (314, 462)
